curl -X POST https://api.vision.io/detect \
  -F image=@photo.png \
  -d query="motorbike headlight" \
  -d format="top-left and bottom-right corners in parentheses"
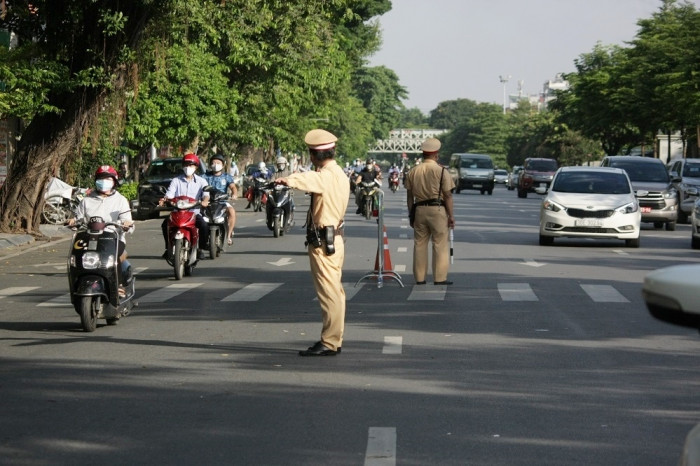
top-left (214, 215), bottom-right (226, 223)
top-left (542, 199), bottom-right (564, 212)
top-left (82, 252), bottom-right (100, 269)
top-left (663, 188), bottom-right (677, 199)
top-left (202, 215), bottom-right (210, 222)
top-left (615, 202), bottom-right (638, 214)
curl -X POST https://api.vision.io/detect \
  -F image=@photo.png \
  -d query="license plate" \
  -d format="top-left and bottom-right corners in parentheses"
top-left (473, 184), bottom-right (482, 188)
top-left (641, 207), bottom-right (652, 213)
top-left (575, 219), bottom-right (603, 227)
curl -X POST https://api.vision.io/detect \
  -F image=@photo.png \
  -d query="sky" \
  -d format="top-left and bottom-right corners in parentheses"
top-left (368, 0), bottom-right (700, 113)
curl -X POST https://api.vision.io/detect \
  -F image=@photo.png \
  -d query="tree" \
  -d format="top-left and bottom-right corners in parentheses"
top-left (352, 65), bottom-right (407, 140)
top-left (396, 107), bottom-right (428, 128)
top-left (440, 103), bottom-right (507, 167)
top-left (428, 98), bottom-right (479, 130)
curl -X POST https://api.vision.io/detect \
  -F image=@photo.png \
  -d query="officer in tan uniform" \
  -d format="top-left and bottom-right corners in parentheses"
top-left (405, 138), bottom-right (456, 285)
top-left (275, 129), bottom-right (349, 356)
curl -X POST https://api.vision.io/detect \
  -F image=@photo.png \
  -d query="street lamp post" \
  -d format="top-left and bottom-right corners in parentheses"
top-left (499, 75), bottom-right (511, 114)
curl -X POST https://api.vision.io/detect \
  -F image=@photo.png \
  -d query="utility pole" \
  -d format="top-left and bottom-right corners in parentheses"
top-left (499, 75), bottom-right (511, 114)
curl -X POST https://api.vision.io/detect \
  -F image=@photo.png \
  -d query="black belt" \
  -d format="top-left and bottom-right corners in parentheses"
top-left (414, 199), bottom-right (444, 207)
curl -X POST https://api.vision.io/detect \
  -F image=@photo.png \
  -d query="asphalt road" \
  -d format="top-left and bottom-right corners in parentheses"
top-left (0, 184), bottom-right (698, 466)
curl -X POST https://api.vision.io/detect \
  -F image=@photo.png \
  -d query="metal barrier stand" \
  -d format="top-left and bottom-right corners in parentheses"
top-left (355, 188), bottom-right (404, 288)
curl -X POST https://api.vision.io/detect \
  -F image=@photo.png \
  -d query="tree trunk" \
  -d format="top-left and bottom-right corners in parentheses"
top-left (0, 94), bottom-right (100, 235)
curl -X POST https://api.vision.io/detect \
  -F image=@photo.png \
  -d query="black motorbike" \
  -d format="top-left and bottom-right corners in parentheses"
top-left (68, 217), bottom-right (135, 332)
top-left (263, 182), bottom-right (294, 237)
top-left (251, 177), bottom-right (268, 212)
top-left (358, 180), bottom-right (380, 220)
top-left (202, 187), bottom-right (229, 259)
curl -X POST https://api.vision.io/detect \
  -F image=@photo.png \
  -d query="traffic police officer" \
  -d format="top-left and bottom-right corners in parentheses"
top-left (275, 129), bottom-right (349, 356)
top-left (405, 138), bottom-right (455, 285)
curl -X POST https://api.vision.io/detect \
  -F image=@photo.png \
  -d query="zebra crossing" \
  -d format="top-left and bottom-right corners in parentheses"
top-left (0, 279), bottom-right (632, 306)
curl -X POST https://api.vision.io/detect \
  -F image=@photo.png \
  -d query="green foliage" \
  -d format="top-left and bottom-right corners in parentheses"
top-left (429, 99), bottom-right (480, 129)
top-left (118, 181), bottom-right (139, 201)
top-left (352, 66), bottom-right (407, 139)
top-left (440, 103), bottom-right (507, 167)
top-left (397, 107), bottom-right (428, 128)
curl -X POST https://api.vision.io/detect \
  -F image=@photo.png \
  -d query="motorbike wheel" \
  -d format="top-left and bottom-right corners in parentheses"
top-left (253, 193), bottom-right (262, 212)
top-left (273, 215), bottom-right (282, 238)
top-left (79, 296), bottom-right (98, 332)
top-left (209, 228), bottom-right (218, 260)
top-left (42, 195), bottom-right (70, 225)
top-left (365, 198), bottom-right (372, 220)
top-left (173, 238), bottom-right (186, 280)
top-left (391, 184), bottom-right (397, 193)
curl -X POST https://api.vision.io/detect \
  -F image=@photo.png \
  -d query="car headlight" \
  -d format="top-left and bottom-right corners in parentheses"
top-left (663, 188), bottom-right (677, 199)
top-left (542, 199), bottom-right (564, 212)
top-left (616, 202), bottom-right (638, 214)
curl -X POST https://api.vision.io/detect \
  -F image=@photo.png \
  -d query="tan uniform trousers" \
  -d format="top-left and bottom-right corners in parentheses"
top-left (413, 205), bottom-right (449, 283)
top-left (308, 236), bottom-right (346, 351)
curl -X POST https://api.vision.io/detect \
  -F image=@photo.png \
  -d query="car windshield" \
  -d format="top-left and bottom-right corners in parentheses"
top-left (527, 160), bottom-right (557, 172)
top-left (495, 170), bottom-right (507, 175)
top-left (611, 160), bottom-right (669, 182)
top-left (147, 161), bottom-right (181, 177)
top-left (682, 163), bottom-right (700, 178)
top-left (460, 158), bottom-right (493, 169)
top-left (552, 171), bottom-right (631, 195)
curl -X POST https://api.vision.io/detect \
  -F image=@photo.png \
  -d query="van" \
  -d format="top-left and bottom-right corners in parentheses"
top-left (448, 153), bottom-right (495, 195)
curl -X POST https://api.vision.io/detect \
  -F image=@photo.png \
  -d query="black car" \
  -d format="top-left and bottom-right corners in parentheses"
top-left (132, 157), bottom-right (208, 220)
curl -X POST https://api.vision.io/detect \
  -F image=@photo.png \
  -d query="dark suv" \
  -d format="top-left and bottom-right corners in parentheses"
top-left (132, 157), bottom-right (208, 219)
top-left (600, 155), bottom-right (678, 230)
top-left (517, 158), bottom-right (558, 198)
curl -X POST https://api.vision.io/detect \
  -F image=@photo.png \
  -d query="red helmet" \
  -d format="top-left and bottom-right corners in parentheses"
top-left (95, 165), bottom-right (119, 181)
top-left (183, 153), bottom-right (199, 166)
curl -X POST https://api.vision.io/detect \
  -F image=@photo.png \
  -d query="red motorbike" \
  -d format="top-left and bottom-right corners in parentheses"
top-left (389, 172), bottom-right (400, 193)
top-left (164, 196), bottom-right (202, 280)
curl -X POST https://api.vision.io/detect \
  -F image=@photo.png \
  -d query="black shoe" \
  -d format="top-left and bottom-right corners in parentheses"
top-left (434, 280), bottom-right (453, 285)
top-left (245, 204), bottom-right (251, 209)
top-left (415, 281), bottom-right (426, 285)
top-left (356, 208), bottom-right (362, 214)
top-left (299, 341), bottom-right (338, 356)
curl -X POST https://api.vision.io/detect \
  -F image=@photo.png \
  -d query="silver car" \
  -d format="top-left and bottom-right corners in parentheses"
top-left (668, 157), bottom-right (700, 223)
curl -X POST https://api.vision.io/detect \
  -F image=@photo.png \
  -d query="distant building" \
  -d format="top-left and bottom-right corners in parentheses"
top-left (540, 73), bottom-right (570, 109)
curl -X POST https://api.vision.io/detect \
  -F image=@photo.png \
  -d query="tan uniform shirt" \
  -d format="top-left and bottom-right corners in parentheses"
top-left (406, 159), bottom-right (455, 201)
top-left (286, 160), bottom-right (349, 228)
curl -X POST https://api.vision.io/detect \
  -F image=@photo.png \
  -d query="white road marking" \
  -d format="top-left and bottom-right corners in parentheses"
top-left (397, 247), bottom-right (407, 252)
top-left (365, 427), bottom-right (396, 466)
top-left (37, 293), bottom-right (72, 307)
top-left (399, 234), bottom-right (408, 239)
top-left (0, 287), bottom-right (40, 299)
top-left (580, 284), bottom-right (629, 303)
top-left (139, 283), bottom-right (204, 303)
top-left (407, 286), bottom-right (446, 301)
top-left (221, 283), bottom-right (282, 301)
top-left (498, 283), bottom-right (538, 301)
top-left (612, 249), bottom-right (629, 256)
top-left (382, 336), bottom-right (403, 354)
top-left (394, 265), bottom-right (406, 272)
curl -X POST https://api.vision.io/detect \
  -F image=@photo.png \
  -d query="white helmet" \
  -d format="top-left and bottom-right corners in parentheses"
top-left (276, 156), bottom-right (288, 170)
top-left (258, 161), bottom-right (266, 170)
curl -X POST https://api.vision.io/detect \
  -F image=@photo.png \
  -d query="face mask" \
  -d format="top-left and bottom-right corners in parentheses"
top-left (184, 166), bottom-right (196, 176)
top-left (211, 163), bottom-right (223, 172)
top-left (96, 179), bottom-right (114, 192)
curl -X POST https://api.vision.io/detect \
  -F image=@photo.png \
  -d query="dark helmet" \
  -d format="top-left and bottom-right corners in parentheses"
top-left (211, 153), bottom-right (225, 164)
top-left (95, 165), bottom-right (119, 182)
top-left (183, 153), bottom-right (200, 166)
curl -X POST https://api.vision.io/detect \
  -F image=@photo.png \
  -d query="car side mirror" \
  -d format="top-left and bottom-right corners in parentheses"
top-left (672, 175), bottom-right (682, 183)
top-left (687, 187), bottom-right (698, 196)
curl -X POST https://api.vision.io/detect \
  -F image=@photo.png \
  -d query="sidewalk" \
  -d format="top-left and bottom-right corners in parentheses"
top-left (0, 224), bottom-right (73, 252)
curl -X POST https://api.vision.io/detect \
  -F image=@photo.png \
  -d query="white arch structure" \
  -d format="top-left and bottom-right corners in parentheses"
top-left (368, 129), bottom-right (448, 154)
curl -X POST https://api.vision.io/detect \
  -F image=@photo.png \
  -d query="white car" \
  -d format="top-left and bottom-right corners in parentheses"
top-left (539, 166), bottom-right (641, 247)
top-left (494, 169), bottom-right (509, 184)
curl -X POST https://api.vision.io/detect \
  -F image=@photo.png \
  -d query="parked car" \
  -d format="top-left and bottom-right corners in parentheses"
top-left (494, 169), bottom-right (509, 184)
top-left (507, 165), bottom-right (522, 191)
top-left (517, 158), bottom-right (558, 198)
top-left (132, 157), bottom-right (208, 219)
top-left (448, 153), bottom-right (495, 195)
top-left (539, 166), bottom-right (641, 247)
top-left (667, 157), bottom-right (700, 223)
top-left (600, 155), bottom-right (678, 230)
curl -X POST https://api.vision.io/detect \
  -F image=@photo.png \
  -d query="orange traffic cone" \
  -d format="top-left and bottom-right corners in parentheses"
top-left (373, 226), bottom-right (393, 272)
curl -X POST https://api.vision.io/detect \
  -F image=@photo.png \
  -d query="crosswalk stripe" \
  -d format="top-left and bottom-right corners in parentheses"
top-left (365, 427), bottom-right (397, 466)
top-left (580, 284), bottom-right (629, 303)
top-left (0, 287), bottom-right (40, 299)
top-left (394, 265), bottom-right (406, 272)
top-left (221, 283), bottom-right (281, 301)
top-left (37, 293), bottom-right (72, 307)
top-left (407, 285), bottom-right (446, 301)
top-left (383, 336), bottom-right (403, 354)
top-left (139, 283), bottom-right (204, 303)
top-left (498, 283), bottom-right (538, 301)
top-left (397, 247), bottom-right (407, 252)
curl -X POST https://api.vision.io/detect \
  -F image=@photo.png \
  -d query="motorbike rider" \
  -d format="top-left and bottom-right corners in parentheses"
top-left (245, 161), bottom-right (273, 209)
top-left (354, 159), bottom-right (381, 214)
top-left (388, 164), bottom-right (400, 179)
top-left (271, 155), bottom-right (296, 216)
top-left (205, 153), bottom-right (237, 245)
top-left (68, 165), bottom-right (134, 296)
top-left (159, 153), bottom-right (210, 257)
